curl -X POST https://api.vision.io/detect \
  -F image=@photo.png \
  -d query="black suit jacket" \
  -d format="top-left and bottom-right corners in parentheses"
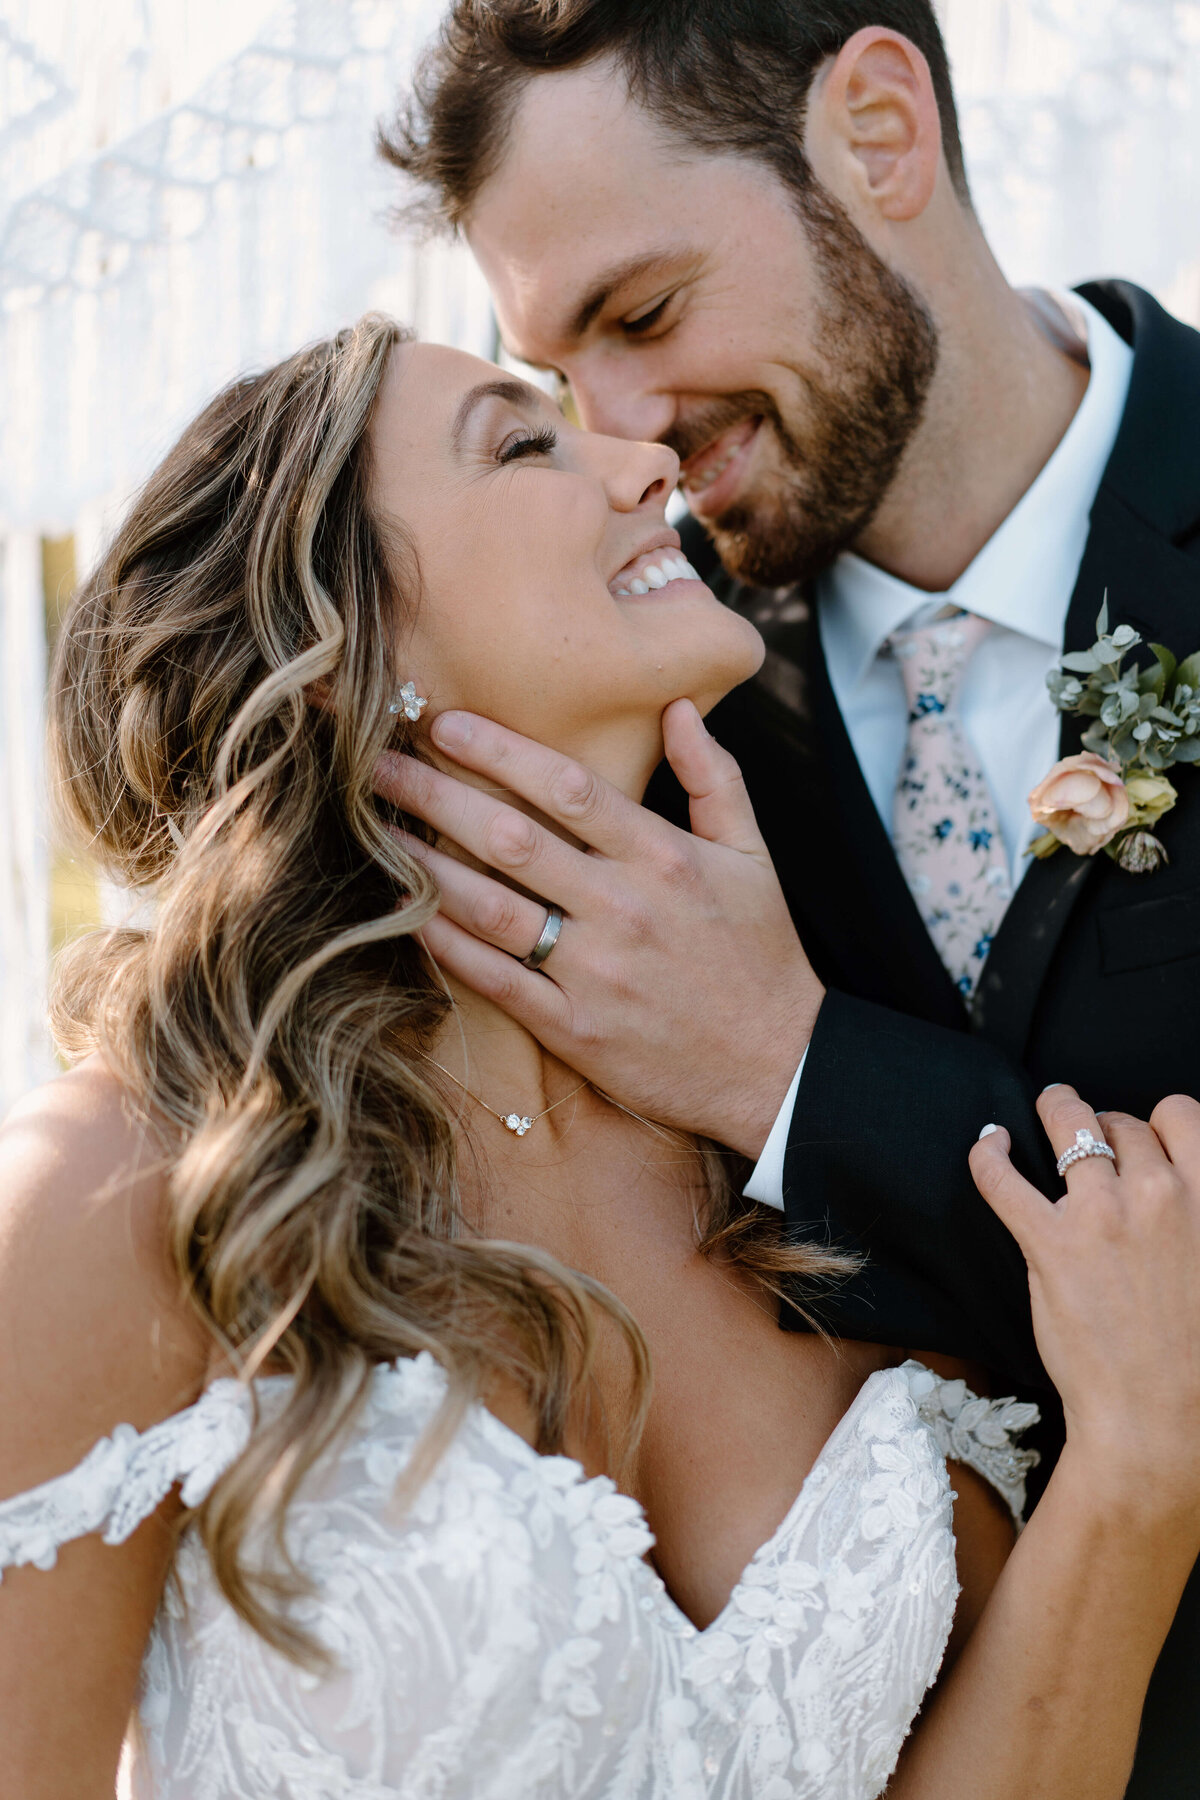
top-left (663, 281), bottom-right (1200, 1797)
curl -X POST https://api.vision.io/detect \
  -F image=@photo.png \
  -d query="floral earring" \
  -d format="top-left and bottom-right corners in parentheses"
top-left (388, 682), bottom-right (428, 724)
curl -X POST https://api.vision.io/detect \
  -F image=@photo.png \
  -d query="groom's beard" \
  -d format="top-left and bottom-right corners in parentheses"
top-left (669, 184), bottom-right (940, 590)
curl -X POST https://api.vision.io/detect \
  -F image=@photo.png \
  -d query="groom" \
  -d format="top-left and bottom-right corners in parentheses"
top-left (379, 3), bottom-right (1200, 1787)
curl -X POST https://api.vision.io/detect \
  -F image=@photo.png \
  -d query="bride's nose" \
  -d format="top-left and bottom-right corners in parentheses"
top-left (600, 437), bottom-right (680, 513)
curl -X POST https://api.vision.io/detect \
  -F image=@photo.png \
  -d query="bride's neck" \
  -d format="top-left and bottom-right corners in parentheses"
top-left (421, 720), bottom-right (657, 1141)
top-left (429, 977), bottom-right (585, 1131)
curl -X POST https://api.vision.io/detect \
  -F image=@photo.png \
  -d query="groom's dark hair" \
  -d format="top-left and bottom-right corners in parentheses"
top-left (380, 0), bottom-right (970, 227)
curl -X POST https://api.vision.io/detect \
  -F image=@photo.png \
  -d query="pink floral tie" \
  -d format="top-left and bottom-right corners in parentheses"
top-left (889, 610), bottom-right (1012, 1000)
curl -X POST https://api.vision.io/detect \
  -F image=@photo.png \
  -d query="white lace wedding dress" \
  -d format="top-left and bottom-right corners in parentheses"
top-left (0, 1354), bottom-right (1037, 1800)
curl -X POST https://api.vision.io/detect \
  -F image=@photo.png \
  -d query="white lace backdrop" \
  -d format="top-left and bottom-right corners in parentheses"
top-left (1, 0), bottom-right (1198, 1105)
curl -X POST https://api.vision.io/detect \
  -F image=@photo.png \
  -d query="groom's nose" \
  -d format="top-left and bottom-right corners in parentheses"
top-left (567, 355), bottom-right (676, 448)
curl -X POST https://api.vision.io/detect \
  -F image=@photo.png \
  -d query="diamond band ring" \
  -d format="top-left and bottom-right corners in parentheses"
top-left (521, 905), bottom-right (564, 971)
top-left (1056, 1128), bottom-right (1117, 1179)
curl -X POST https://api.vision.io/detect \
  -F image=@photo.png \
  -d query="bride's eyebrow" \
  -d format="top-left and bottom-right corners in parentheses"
top-left (450, 378), bottom-right (544, 451)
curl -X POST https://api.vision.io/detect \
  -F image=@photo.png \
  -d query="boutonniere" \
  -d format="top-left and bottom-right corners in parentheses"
top-left (1028, 598), bottom-right (1200, 875)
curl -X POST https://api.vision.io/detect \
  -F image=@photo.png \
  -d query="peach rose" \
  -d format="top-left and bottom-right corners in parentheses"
top-left (1028, 752), bottom-right (1131, 856)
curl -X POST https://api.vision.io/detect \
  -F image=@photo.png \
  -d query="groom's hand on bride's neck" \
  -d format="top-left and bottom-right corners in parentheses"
top-left (372, 700), bottom-right (822, 1158)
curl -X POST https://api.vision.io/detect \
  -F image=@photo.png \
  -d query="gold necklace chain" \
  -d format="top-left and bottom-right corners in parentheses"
top-left (423, 1057), bottom-right (590, 1138)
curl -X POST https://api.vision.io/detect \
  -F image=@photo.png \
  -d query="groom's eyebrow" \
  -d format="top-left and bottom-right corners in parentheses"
top-left (564, 251), bottom-right (682, 341)
top-left (450, 378), bottom-right (543, 450)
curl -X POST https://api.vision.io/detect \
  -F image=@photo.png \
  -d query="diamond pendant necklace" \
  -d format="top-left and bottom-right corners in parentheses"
top-left (423, 1058), bottom-right (590, 1138)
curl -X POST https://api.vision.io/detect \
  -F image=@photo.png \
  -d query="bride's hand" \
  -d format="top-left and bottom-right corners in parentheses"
top-left (970, 1086), bottom-right (1200, 1516)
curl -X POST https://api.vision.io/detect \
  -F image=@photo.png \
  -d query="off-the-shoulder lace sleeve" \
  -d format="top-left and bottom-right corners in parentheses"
top-left (901, 1360), bottom-right (1041, 1527)
top-left (0, 1381), bottom-right (251, 1579)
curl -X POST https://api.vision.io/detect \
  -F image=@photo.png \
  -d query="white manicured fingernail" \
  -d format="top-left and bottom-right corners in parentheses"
top-left (978, 1123), bottom-right (999, 1140)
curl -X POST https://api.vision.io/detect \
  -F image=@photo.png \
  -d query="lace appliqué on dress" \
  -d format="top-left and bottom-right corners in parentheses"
top-left (902, 1362), bottom-right (1041, 1527)
top-left (2, 1355), bottom-right (1040, 1800)
top-left (0, 1381), bottom-right (251, 1576)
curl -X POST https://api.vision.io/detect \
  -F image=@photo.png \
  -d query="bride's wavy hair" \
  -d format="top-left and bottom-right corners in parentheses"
top-left (49, 312), bottom-right (853, 1667)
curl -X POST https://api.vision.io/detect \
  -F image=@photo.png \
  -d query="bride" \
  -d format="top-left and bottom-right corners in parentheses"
top-left (2, 316), bottom-right (1199, 1799)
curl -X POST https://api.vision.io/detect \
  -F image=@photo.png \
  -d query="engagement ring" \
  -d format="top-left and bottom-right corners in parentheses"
top-left (1055, 1128), bottom-right (1116, 1178)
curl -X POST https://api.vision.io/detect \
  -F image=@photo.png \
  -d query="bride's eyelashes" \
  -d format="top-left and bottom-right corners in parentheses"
top-left (497, 424), bottom-right (559, 464)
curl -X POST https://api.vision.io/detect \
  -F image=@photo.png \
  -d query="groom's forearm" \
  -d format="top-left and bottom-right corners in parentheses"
top-left (780, 990), bottom-right (1052, 1383)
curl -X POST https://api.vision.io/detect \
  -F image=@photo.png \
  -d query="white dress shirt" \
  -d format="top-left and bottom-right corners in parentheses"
top-left (745, 292), bottom-right (1134, 1210)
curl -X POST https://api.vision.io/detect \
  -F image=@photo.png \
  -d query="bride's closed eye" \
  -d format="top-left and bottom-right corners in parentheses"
top-left (498, 425), bottom-right (558, 464)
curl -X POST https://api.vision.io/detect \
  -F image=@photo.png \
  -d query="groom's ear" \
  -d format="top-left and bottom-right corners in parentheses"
top-left (804, 28), bottom-right (944, 227)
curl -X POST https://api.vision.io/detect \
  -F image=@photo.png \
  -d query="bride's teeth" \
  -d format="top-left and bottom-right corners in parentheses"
top-left (610, 551), bottom-right (701, 597)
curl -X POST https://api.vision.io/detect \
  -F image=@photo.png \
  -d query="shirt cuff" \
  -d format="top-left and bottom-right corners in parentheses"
top-left (742, 1051), bottom-right (808, 1212)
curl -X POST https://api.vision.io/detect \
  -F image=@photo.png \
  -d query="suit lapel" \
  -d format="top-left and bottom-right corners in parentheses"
top-left (973, 283), bottom-right (1200, 1059)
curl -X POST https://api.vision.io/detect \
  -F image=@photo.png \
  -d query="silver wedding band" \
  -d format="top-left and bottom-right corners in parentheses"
top-left (521, 905), bottom-right (564, 972)
top-left (1055, 1127), bottom-right (1117, 1179)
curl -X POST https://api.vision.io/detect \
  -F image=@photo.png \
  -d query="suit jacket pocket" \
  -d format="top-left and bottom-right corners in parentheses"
top-left (1098, 885), bottom-right (1200, 975)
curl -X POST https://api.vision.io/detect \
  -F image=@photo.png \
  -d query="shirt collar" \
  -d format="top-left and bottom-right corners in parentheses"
top-left (819, 290), bottom-right (1135, 698)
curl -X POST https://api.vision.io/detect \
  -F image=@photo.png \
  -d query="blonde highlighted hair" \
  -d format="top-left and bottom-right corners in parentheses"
top-left (49, 314), bottom-right (851, 1666)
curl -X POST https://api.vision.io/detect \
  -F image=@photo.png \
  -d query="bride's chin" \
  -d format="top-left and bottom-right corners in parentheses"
top-left (690, 628), bottom-right (768, 716)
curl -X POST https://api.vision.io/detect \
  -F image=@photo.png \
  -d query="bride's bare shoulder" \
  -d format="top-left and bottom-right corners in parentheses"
top-left (0, 1055), bottom-right (209, 1494)
top-left (0, 1051), bottom-right (173, 1227)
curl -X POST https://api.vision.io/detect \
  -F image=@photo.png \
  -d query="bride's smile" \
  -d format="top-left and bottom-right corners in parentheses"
top-left (368, 340), bottom-right (765, 801)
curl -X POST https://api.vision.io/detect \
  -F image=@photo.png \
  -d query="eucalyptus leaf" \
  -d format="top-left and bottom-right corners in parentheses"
top-left (1095, 594), bottom-right (1110, 639)
top-left (1077, 693), bottom-right (1104, 716)
top-left (1133, 721), bottom-right (1154, 742)
top-left (1172, 737), bottom-right (1200, 762)
top-left (1151, 707), bottom-right (1184, 726)
top-left (1095, 638), bottom-right (1122, 666)
top-left (1139, 664), bottom-right (1167, 701)
top-left (1047, 671), bottom-right (1084, 707)
top-left (1111, 624), bottom-right (1139, 650)
top-left (1151, 643), bottom-right (1178, 686)
top-left (1175, 652), bottom-right (1200, 692)
top-left (1137, 691), bottom-right (1161, 719)
top-left (1061, 650), bottom-right (1103, 675)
